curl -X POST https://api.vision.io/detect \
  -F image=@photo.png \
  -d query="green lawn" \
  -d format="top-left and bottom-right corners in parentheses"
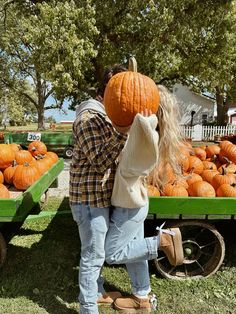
top-left (0, 197), bottom-right (235, 314)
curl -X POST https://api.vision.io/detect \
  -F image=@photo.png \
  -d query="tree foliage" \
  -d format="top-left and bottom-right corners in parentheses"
top-left (0, 0), bottom-right (236, 126)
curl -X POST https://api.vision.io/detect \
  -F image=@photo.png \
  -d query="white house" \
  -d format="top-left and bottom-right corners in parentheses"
top-left (173, 83), bottom-right (215, 126)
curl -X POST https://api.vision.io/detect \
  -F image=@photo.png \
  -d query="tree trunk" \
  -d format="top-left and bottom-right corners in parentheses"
top-left (36, 71), bottom-right (46, 130)
top-left (215, 86), bottom-right (228, 126)
top-left (37, 103), bottom-right (45, 130)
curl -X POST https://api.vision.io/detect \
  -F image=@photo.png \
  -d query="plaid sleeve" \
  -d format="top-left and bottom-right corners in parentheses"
top-left (75, 112), bottom-right (127, 173)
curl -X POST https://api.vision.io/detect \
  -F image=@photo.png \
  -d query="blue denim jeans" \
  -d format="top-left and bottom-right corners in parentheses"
top-left (71, 203), bottom-right (159, 314)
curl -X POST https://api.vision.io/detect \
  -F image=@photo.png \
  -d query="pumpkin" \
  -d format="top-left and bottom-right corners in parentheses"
top-left (162, 182), bottom-right (188, 197)
top-left (9, 143), bottom-right (21, 154)
top-left (201, 169), bottom-right (218, 184)
top-left (221, 142), bottom-right (236, 164)
top-left (0, 184), bottom-right (10, 198)
top-left (216, 183), bottom-right (236, 197)
top-left (35, 158), bottom-right (51, 175)
top-left (188, 156), bottom-right (204, 174)
top-left (147, 185), bottom-right (160, 197)
top-left (193, 147), bottom-right (206, 161)
top-left (211, 168), bottom-right (236, 190)
top-left (15, 150), bottom-right (33, 165)
top-left (13, 163), bottom-right (41, 190)
top-left (28, 141), bottom-right (47, 157)
top-left (188, 181), bottom-right (216, 197)
top-left (103, 57), bottom-right (160, 126)
top-left (46, 151), bottom-right (59, 164)
top-left (3, 161), bottom-right (17, 185)
top-left (0, 171), bottom-right (4, 184)
top-left (186, 173), bottom-right (203, 186)
top-left (0, 144), bottom-right (15, 170)
top-left (202, 160), bottom-right (217, 171)
top-left (205, 145), bottom-right (220, 158)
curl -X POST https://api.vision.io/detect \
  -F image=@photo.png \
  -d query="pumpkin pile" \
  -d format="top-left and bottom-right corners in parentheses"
top-left (147, 140), bottom-right (236, 198)
top-left (0, 141), bottom-right (59, 198)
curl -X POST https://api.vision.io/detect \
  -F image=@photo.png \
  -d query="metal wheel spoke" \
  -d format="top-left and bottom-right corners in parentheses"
top-left (200, 250), bottom-right (213, 257)
top-left (200, 240), bottom-right (217, 249)
top-left (184, 265), bottom-right (188, 276)
top-left (195, 260), bottom-right (205, 272)
top-left (156, 256), bottom-right (167, 262)
top-left (193, 228), bottom-right (205, 240)
top-left (168, 266), bottom-right (177, 274)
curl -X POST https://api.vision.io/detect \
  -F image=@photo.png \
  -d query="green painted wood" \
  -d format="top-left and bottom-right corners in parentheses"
top-left (149, 196), bottom-right (236, 216)
top-left (0, 158), bottom-right (64, 222)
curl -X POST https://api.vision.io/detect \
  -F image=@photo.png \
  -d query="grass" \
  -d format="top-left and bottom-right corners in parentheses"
top-left (0, 197), bottom-right (235, 313)
top-left (0, 123), bottom-right (72, 133)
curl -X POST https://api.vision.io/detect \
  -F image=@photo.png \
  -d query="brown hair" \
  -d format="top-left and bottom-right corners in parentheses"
top-left (96, 64), bottom-right (127, 100)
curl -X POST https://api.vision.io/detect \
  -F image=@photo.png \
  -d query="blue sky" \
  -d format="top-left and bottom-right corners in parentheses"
top-left (44, 98), bottom-right (76, 122)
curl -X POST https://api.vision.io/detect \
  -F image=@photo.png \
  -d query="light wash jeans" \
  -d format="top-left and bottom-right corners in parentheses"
top-left (71, 203), bottom-right (159, 314)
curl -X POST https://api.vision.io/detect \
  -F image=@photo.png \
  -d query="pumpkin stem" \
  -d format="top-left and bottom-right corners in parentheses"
top-left (128, 57), bottom-right (137, 72)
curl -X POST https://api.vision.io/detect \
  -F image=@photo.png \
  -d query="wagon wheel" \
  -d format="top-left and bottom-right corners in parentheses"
top-left (154, 220), bottom-right (225, 279)
top-left (63, 146), bottom-right (73, 158)
top-left (0, 232), bottom-right (7, 267)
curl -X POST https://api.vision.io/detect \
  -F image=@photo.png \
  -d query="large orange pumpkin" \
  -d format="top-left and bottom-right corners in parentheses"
top-left (0, 144), bottom-right (15, 170)
top-left (13, 163), bottom-right (41, 191)
top-left (103, 59), bottom-right (160, 126)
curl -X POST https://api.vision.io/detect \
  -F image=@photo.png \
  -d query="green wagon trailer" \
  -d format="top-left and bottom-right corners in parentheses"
top-left (148, 196), bottom-right (236, 279)
top-left (0, 158), bottom-right (64, 266)
top-left (3, 132), bottom-right (74, 158)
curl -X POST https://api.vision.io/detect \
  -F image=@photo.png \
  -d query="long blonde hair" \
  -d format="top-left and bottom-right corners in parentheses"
top-left (149, 84), bottom-right (183, 188)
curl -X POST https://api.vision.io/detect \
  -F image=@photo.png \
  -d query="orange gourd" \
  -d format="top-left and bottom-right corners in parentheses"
top-left (0, 144), bottom-right (15, 170)
top-left (0, 184), bottom-right (10, 198)
top-left (0, 171), bottom-right (4, 184)
top-left (188, 181), bottom-right (216, 197)
top-left (15, 150), bottom-right (33, 164)
top-left (3, 161), bottom-right (17, 185)
top-left (28, 141), bottom-right (47, 157)
top-left (13, 163), bottom-right (41, 190)
top-left (103, 58), bottom-right (160, 126)
top-left (216, 183), bottom-right (236, 197)
top-left (147, 185), bottom-right (160, 197)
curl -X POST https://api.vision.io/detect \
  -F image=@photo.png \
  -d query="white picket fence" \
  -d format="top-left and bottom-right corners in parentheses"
top-left (180, 125), bottom-right (236, 141)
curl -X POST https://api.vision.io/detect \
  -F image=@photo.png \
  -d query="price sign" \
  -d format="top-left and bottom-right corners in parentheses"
top-left (27, 132), bottom-right (41, 141)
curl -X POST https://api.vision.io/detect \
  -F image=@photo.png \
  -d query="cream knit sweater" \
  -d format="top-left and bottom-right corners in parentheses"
top-left (111, 113), bottom-right (159, 208)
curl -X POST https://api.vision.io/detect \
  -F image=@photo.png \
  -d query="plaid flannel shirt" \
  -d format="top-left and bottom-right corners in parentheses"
top-left (69, 109), bottom-right (127, 208)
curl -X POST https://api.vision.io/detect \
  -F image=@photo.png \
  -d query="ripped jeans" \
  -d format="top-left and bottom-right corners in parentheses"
top-left (71, 203), bottom-right (159, 314)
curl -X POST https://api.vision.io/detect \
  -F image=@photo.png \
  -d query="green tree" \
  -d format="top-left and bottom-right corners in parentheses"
top-left (0, 0), bottom-right (97, 129)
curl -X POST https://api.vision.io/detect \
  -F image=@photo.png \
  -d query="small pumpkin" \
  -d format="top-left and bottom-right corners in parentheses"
top-left (3, 161), bottom-right (17, 185)
top-left (147, 185), bottom-right (160, 197)
top-left (15, 150), bottom-right (33, 165)
top-left (0, 184), bottom-right (10, 198)
top-left (28, 141), bottom-right (47, 157)
top-left (103, 57), bottom-right (160, 126)
top-left (0, 171), bottom-right (4, 184)
top-left (188, 181), bottom-right (216, 197)
top-left (188, 156), bottom-right (204, 174)
top-left (216, 183), bottom-right (236, 197)
top-left (211, 167), bottom-right (236, 190)
top-left (162, 182), bottom-right (188, 197)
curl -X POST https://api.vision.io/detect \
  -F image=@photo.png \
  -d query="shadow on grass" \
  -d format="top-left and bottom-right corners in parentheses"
top-left (0, 197), bottom-right (80, 314)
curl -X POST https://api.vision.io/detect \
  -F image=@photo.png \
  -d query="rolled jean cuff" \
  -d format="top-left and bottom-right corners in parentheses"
top-left (133, 287), bottom-right (152, 296)
top-left (145, 236), bottom-right (159, 260)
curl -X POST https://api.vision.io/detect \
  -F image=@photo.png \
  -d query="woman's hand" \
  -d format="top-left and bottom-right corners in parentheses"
top-left (140, 109), bottom-right (153, 117)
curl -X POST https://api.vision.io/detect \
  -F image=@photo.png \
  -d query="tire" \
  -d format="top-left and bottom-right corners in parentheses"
top-left (63, 146), bottom-right (73, 158)
top-left (154, 220), bottom-right (225, 279)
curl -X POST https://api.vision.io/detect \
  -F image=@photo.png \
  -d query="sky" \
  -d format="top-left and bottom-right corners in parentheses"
top-left (44, 98), bottom-right (76, 122)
